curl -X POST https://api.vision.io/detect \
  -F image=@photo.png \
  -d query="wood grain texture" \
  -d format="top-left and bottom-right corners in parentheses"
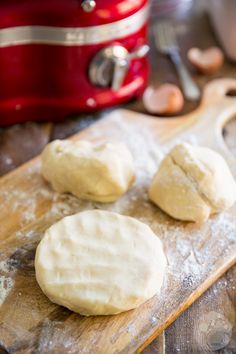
top-left (0, 123), bottom-right (52, 176)
top-left (0, 78), bottom-right (236, 353)
top-left (142, 332), bottom-right (165, 354)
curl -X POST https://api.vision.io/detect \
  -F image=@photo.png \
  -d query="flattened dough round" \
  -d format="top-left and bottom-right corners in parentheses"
top-left (35, 210), bottom-right (167, 316)
top-left (149, 143), bottom-right (236, 223)
top-left (41, 140), bottom-right (135, 203)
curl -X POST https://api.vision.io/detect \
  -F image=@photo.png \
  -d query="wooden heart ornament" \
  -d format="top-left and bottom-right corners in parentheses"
top-left (188, 46), bottom-right (224, 75)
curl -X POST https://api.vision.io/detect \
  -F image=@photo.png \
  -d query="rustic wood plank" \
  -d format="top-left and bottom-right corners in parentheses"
top-left (0, 123), bottom-right (52, 176)
top-left (142, 332), bottom-right (165, 354)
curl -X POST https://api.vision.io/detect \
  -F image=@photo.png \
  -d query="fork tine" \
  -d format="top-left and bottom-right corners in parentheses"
top-left (166, 23), bottom-right (177, 46)
top-left (154, 22), bottom-right (166, 51)
top-left (154, 21), bottom-right (177, 53)
top-left (153, 21), bottom-right (201, 101)
top-left (161, 23), bottom-right (170, 48)
top-left (154, 22), bottom-right (167, 51)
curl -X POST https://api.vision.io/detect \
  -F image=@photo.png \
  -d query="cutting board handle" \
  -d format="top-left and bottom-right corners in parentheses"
top-left (129, 78), bottom-right (236, 168)
top-left (188, 78), bottom-right (236, 165)
top-left (202, 78), bottom-right (236, 106)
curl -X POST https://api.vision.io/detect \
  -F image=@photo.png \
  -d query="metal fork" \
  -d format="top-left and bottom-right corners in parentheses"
top-left (154, 22), bottom-right (200, 101)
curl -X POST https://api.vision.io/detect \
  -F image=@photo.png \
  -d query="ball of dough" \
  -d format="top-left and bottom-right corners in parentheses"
top-left (149, 143), bottom-right (236, 223)
top-left (41, 140), bottom-right (135, 203)
top-left (35, 210), bottom-right (167, 316)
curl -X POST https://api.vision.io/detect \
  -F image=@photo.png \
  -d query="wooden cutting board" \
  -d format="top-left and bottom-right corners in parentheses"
top-left (0, 78), bottom-right (236, 354)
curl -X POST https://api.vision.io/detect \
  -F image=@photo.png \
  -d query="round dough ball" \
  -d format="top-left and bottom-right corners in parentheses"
top-left (41, 140), bottom-right (135, 203)
top-left (149, 143), bottom-right (236, 223)
top-left (35, 210), bottom-right (167, 316)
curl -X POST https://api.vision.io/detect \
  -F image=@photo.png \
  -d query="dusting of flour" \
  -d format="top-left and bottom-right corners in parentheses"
top-left (0, 276), bottom-right (14, 306)
top-left (0, 259), bottom-right (16, 306)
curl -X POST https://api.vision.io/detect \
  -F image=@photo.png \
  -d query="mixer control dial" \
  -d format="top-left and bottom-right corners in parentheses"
top-left (89, 44), bottom-right (149, 91)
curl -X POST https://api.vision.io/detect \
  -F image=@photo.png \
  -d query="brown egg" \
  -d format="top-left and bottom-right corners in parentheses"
top-left (143, 83), bottom-right (184, 115)
top-left (187, 47), bottom-right (224, 75)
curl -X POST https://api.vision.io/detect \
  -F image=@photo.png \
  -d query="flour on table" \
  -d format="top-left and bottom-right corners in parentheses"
top-left (0, 260), bottom-right (11, 273)
top-left (0, 256), bottom-right (20, 306)
top-left (0, 275), bottom-right (14, 306)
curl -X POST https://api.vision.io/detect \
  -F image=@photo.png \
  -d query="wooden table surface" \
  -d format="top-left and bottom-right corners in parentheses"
top-left (0, 1), bottom-right (235, 353)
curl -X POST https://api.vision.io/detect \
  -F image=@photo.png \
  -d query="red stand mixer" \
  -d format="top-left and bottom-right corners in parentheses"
top-left (0, 0), bottom-right (150, 126)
